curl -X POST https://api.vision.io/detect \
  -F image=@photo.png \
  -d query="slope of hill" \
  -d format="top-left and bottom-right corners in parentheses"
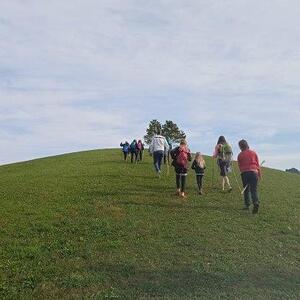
top-left (1, 149), bottom-right (299, 299)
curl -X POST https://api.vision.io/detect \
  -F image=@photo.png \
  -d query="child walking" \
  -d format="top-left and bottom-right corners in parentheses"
top-left (170, 140), bottom-right (192, 198)
top-left (191, 152), bottom-right (206, 195)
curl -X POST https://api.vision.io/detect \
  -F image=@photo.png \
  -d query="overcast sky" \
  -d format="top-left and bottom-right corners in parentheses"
top-left (1, 0), bottom-right (299, 170)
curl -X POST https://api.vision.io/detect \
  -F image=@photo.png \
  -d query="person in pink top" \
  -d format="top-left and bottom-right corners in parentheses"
top-left (237, 139), bottom-right (261, 214)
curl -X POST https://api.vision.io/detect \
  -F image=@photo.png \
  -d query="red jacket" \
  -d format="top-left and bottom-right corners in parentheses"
top-left (237, 149), bottom-right (261, 177)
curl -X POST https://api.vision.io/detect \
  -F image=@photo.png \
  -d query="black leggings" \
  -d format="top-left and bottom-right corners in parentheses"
top-left (176, 174), bottom-right (187, 192)
top-left (196, 175), bottom-right (204, 190)
top-left (139, 150), bottom-right (143, 161)
top-left (130, 151), bottom-right (138, 163)
top-left (123, 152), bottom-right (128, 161)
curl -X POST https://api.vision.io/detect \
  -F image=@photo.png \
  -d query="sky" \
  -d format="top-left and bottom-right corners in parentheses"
top-left (0, 0), bottom-right (299, 170)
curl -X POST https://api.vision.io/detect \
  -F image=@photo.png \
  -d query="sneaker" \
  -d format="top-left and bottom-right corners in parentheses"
top-left (252, 205), bottom-right (259, 214)
top-left (175, 189), bottom-right (181, 196)
top-left (180, 192), bottom-right (187, 199)
top-left (228, 187), bottom-right (233, 192)
top-left (199, 189), bottom-right (203, 195)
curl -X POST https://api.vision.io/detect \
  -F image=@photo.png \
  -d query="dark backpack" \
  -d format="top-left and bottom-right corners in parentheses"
top-left (130, 142), bottom-right (136, 152)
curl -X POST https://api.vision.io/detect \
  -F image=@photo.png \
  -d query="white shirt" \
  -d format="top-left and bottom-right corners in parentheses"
top-left (149, 135), bottom-right (169, 153)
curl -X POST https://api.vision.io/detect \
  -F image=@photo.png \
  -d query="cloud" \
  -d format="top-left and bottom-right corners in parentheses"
top-left (0, 0), bottom-right (300, 170)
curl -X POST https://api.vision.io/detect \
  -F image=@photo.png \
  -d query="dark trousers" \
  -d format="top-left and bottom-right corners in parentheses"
top-left (241, 171), bottom-right (259, 207)
top-left (196, 175), bottom-right (204, 190)
top-left (176, 174), bottom-right (187, 192)
top-left (138, 150), bottom-right (143, 161)
top-left (130, 151), bottom-right (138, 163)
top-left (153, 150), bottom-right (164, 172)
top-left (123, 152), bottom-right (128, 161)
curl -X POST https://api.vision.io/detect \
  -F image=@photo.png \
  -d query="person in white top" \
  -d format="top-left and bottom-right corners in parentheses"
top-left (149, 131), bottom-right (169, 177)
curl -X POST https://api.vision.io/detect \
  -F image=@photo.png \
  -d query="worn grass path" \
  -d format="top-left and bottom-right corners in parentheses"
top-left (0, 149), bottom-right (300, 299)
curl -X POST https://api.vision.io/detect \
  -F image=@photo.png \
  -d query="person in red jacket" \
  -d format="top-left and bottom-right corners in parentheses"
top-left (237, 139), bottom-right (261, 214)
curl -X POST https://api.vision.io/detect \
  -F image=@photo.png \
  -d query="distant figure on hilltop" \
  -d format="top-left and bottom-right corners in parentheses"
top-left (120, 141), bottom-right (130, 161)
top-left (149, 131), bottom-right (169, 177)
top-left (237, 139), bottom-right (261, 214)
top-left (129, 140), bottom-right (138, 163)
top-left (213, 136), bottom-right (233, 192)
top-left (136, 140), bottom-right (145, 161)
top-left (170, 140), bottom-right (192, 198)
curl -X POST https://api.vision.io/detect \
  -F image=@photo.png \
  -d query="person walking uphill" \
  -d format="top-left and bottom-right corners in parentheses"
top-left (120, 141), bottom-right (130, 161)
top-left (129, 140), bottom-right (138, 163)
top-left (149, 131), bottom-right (169, 177)
top-left (213, 136), bottom-right (232, 192)
top-left (136, 140), bottom-right (144, 161)
top-left (237, 140), bottom-right (261, 214)
top-left (171, 140), bottom-right (192, 198)
top-left (191, 152), bottom-right (206, 195)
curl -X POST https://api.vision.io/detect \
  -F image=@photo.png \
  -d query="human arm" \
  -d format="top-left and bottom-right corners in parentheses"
top-left (212, 145), bottom-right (219, 158)
top-left (187, 150), bottom-right (192, 162)
top-left (164, 138), bottom-right (169, 152)
top-left (149, 139), bottom-right (154, 154)
top-left (255, 153), bottom-right (262, 178)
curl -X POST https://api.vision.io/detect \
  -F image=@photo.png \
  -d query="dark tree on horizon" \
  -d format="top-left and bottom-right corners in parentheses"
top-left (144, 119), bottom-right (186, 145)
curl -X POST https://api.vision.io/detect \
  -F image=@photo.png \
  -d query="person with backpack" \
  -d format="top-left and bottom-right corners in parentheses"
top-left (129, 139), bottom-right (138, 163)
top-left (213, 136), bottom-right (232, 192)
top-left (149, 131), bottom-right (169, 177)
top-left (120, 141), bottom-right (130, 161)
top-left (191, 152), bottom-right (206, 195)
top-left (136, 140), bottom-right (144, 161)
top-left (237, 139), bottom-right (261, 214)
top-left (171, 140), bottom-right (192, 198)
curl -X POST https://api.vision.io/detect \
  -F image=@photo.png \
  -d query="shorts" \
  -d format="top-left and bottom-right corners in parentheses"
top-left (218, 159), bottom-right (228, 177)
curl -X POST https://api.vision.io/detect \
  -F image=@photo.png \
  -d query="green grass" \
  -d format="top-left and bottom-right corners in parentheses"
top-left (0, 149), bottom-right (299, 299)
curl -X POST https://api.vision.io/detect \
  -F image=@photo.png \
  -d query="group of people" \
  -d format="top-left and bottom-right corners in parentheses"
top-left (121, 132), bottom-right (262, 214)
top-left (120, 140), bottom-right (145, 163)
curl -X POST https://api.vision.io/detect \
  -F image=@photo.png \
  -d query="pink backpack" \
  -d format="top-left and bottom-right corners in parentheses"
top-left (137, 142), bottom-right (142, 150)
top-left (176, 148), bottom-right (189, 168)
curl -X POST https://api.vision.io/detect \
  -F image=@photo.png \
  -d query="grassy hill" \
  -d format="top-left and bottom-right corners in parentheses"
top-left (0, 149), bottom-right (299, 299)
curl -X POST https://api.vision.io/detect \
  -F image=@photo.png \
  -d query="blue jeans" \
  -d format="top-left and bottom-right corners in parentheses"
top-left (241, 171), bottom-right (259, 207)
top-left (153, 151), bottom-right (164, 172)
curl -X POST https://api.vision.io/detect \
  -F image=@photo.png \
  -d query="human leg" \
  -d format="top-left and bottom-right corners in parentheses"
top-left (176, 174), bottom-right (181, 194)
top-left (157, 151), bottom-right (164, 172)
top-left (241, 172), bottom-right (251, 208)
top-left (139, 150), bottom-right (143, 161)
top-left (248, 172), bottom-right (259, 213)
top-left (130, 152), bottom-right (134, 163)
top-left (197, 175), bottom-right (203, 194)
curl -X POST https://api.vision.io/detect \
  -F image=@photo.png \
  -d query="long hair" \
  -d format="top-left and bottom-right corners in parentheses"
top-left (195, 152), bottom-right (205, 169)
top-left (217, 136), bottom-right (226, 145)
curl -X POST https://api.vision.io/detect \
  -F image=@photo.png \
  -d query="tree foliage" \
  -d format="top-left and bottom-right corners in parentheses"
top-left (144, 119), bottom-right (186, 145)
top-left (162, 120), bottom-right (186, 144)
top-left (144, 119), bottom-right (162, 144)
